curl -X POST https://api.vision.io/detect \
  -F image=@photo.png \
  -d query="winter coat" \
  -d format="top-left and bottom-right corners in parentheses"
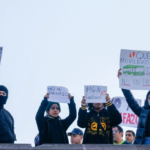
top-left (36, 97), bottom-right (76, 145)
top-left (121, 89), bottom-right (150, 144)
top-left (0, 108), bottom-right (16, 143)
top-left (77, 102), bottom-right (122, 144)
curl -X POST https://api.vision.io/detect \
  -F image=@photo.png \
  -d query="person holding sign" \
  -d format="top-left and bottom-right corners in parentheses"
top-left (77, 94), bottom-right (122, 144)
top-left (35, 92), bottom-right (76, 145)
top-left (118, 69), bottom-right (150, 145)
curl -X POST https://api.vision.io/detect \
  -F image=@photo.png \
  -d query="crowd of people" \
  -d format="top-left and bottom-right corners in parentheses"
top-left (0, 69), bottom-right (150, 145)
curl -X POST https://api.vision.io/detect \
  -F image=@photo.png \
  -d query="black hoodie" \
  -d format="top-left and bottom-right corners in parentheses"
top-left (36, 97), bottom-right (76, 145)
top-left (77, 102), bottom-right (122, 144)
top-left (121, 89), bottom-right (150, 143)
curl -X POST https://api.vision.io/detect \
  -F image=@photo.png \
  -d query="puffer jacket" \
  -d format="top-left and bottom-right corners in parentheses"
top-left (121, 89), bottom-right (150, 144)
top-left (0, 108), bottom-right (16, 143)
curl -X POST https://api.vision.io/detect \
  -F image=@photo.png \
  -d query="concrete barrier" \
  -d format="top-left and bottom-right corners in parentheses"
top-left (0, 144), bottom-right (150, 150)
top-left (0, 144), bottom-right (32, 150)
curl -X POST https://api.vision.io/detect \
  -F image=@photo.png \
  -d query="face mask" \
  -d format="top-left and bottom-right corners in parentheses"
top-left (148, 100), bottom-right (150, 106)
top-left (0, 95), bottom-right (7, 106)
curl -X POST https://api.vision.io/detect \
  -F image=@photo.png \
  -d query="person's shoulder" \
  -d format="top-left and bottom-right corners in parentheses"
top-left (123, 140), bottom-right (132, 144)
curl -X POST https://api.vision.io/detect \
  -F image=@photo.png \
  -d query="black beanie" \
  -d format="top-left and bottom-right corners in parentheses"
top-left (0, 85), bottom-right (8, 105)
top-left (46, 101), bottom-right (61, 112)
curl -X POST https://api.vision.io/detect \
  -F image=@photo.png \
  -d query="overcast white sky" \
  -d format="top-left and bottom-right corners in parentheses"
top-left (0, 0), bottom-right (150, 146)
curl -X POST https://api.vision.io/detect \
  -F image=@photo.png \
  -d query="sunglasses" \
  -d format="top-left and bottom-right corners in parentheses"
top-left (113, 130), bottom-right (119, 134)
top-left (50, 107), bottom-right (60, 110)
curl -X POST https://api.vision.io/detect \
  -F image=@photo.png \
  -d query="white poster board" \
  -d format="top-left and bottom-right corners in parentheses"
top-left (111, 97), bottom-right (142, 128)
top-left (47, 86), bottom-right (70, 103)
top-left (120, 49), bottom-right (150, 90)
top-left (84, 85), bottom-right (107, 103)
top-left (0, 47), bottom-right (3, 64)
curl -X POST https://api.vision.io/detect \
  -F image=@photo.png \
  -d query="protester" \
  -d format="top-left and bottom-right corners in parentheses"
top-left (68, 128), bottom-right (83, 144)
top-left (125, 130), bottom-right (135, 144)
top-left (0, 85), bottom-right (16, 143)
top-left (118, 69), bottom-right (150, 144)
top-left (77, 94), bottom-right (122, 144)
top-left (113, 126), bottom-right (130, 144)
top-left (36, 93), bottom-right (76, 145)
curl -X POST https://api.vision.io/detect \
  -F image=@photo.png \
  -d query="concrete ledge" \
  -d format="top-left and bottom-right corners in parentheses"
top-left (0, 144), bottom-right (32, 150)
top-left (0, 144), bottom-right (150, 150)
top-left (33, 144), bottom-right (150, 150)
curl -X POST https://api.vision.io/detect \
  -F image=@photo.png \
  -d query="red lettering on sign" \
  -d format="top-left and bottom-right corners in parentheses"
top-left (120, 113), bottom-right (138, 125)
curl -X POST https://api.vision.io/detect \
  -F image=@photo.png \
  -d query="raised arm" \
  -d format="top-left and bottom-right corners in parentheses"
top-left (77, 96), bottom-right (88, 128)
top-left (106, 94), bottom-right (122, 126)
top-left (117, 69), bottom-right (142, 116)
top-left (121, 89), bottom-right (142, 116)
top-left (35, 94), bottom-right (48, 132)
top-left (61, 94), bottom-right (77, 131)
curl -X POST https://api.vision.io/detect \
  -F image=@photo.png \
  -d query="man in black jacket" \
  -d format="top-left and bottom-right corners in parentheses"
top-left (118, 69), bottom-right (150, 144)
top-left (77, 94), bottom-right (122, 144)
top-left (0, 85), bottom-right (16, 143)
top-left (36, 93), bottom-right (76, 145)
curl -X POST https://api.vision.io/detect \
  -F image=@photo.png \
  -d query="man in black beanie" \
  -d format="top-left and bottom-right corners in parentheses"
top-left (0, 85), bottom-right (16, 143)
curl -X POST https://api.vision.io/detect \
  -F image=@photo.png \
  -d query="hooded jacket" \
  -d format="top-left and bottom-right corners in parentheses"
top-left (121, 89), bottom-right (150, 144)
top-left (0, 85), bottom-right (16, 143)
top-left (35, 97), bottom-right (76, 145)
top-left (77, 102), bottom-right (122, 144)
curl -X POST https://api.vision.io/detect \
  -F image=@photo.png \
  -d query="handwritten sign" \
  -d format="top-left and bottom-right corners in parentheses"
top-left (120, 49), bottom-right (150, 90)
top-left (47, 86), bottom-right (70, 103)
top-left (111, 97), bottom-right (141, 128)
top-left (84, 85), bottom-right (107, 103)
top-left (0, 47), bottom-right (3, 64)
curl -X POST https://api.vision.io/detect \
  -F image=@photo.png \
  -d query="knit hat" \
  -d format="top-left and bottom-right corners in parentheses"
top-left (46, 101), bottom-right (61, 112)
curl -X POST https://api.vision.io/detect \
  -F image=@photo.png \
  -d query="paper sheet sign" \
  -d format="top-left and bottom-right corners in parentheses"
top-left (120, 49), bottom-right (150, 90)
top-left (0, 47), bottom-right (3, 64)
top-left (84, 85), bottom-right (107, 103)
top-left (111, 97), bottom-right (142, 128)
top-left (47, 86), bottom-right (70, 103)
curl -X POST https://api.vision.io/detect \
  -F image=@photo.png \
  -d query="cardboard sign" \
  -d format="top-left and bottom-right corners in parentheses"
top-left (120, 49), bottom-right (150, 90)
top-left (84, 85), bottom-right (107, 103)
top-left (0, 47), bottom-right (3, 64)
top-left (47, 86), bottom-right (70, 103)
top-left (111, 97), bottom-right (142, 128)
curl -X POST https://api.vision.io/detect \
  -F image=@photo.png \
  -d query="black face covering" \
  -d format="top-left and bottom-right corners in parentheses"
top-left (0, 85), bottom-right (8, 109)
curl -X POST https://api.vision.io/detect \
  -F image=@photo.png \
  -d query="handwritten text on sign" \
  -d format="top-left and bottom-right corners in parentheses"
top-left (84, 85), bottom-right (107, 103)
top-left (120, 49), bottom-right (150, 90)
top-left (111, 97), bottom-right (141, 128)
top-left (0, 47), bottom-right (3, 64)
top-left (47, 86), bottom-right (69, 103)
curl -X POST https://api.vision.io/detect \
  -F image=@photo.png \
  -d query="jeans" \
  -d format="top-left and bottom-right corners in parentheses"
top-left (144, 137), bottom-right (150, 145)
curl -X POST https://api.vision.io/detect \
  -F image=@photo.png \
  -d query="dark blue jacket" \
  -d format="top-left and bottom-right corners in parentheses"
top-left (0, 108), bottom-right (16, 143)
top-left (36, 97), bottom-right (76, 145)
top-left (121, 89), bottom-right (150, 144)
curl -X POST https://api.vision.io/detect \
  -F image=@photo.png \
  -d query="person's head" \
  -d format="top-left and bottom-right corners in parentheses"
top-left (125, 130), bottom-right (135, 144)
top-left (46, 102), bottom-right (61, 117)
top-left (88, 103), bottom-right (105, 111)
top-left (68, 128), bottom-right (83, 144)
top-left (113, 126), bottom-right (123, 143)
top-left (145, 91), bottom-right (150, 108)
top-left (0, 85), bottom-right (8, 107)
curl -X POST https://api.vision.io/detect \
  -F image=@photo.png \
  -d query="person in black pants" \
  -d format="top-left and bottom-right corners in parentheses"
top-left (36, 93), bottom-right (76, 145)
top-left (0, 85), bottom-right (16, 143)
top-left (118, 69), bottom-right (150, 145)
top-left (77, 94), bottom-right (122, 144)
